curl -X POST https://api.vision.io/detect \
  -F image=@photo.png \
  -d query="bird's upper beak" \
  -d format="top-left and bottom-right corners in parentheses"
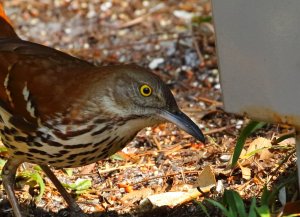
top-left (158, 109), bottom-right (205, 143)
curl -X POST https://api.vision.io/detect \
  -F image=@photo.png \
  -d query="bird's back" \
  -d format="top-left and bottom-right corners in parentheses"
top-left (0, 14), bottom-right (151, 169)
top-left (0, 37), bottom-right (98, 121)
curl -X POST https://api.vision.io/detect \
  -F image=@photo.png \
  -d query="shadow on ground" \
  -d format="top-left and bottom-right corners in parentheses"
top-left (0, 199), bottom-right (205, 217)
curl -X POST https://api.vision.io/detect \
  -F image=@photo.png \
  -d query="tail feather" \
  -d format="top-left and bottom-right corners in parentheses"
top-left (0, 4), bottom-right (19, 38)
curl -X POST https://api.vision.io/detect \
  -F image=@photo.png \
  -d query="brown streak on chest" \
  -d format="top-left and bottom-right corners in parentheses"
top-left (52, 124), bottom-right (95, 140)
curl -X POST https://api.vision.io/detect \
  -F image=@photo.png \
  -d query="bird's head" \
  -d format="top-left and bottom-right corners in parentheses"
top-left (98, 64), bottom-right (205, 143)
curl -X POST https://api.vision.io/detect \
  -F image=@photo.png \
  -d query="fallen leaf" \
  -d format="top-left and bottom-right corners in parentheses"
top-left (140, 189), bottom-right (201, 209)
top-left (79, 163), bottom-right (95, 175)
top-left (121, 188), bottom-right (154, 203)
top-left (240, 165), bottom-right (251, 180)
top-left (246, 137), bottom-right (272, 155)
top-left (241, 137), bottom-right (272, 163)
top-left (193, 165), bottom-right (216, 190)
top-left (170, 184), bottom-right (193, 192)
top-left (259, 149), bottom-right (273, 161)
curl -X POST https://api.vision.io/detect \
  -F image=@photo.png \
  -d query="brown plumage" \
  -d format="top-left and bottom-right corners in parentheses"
top-left (0, 4), bottom-right (205, 217)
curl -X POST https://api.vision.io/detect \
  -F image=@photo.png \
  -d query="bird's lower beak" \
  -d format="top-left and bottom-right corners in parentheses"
top-left (158, 109), bottom-right (205, 143)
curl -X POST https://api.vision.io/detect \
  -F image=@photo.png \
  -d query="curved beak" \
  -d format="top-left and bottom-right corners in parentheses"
top-left (158, 109), bottom-right (205, 143)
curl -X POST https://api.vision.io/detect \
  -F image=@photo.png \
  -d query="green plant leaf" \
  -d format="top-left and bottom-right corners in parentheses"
top-left (255, 205), bottom-right (270, 217)
top-left (31, 172), bottom-right (45, 201)
top-left (273, 132), bottom-right (295, 144)
top-left (64, 168), bottom-right (73, 177)
top-left (205, 199), bottom-right (231, 217)
top-left (33, 165), bottom-right (42, 172)
top-left (194, 200), bottom-right (210, 217)
top-left (192, 16), bottom-right (212, 25)
top-left (110, 153), bottom-right (126, 161)
top-left (227, 205), bottom-right (235, 217)
top-left (0, 158), bottom-right (6, 168)
top-left (241, 147), bottom-right (269, 159)
top-left (231, 121), bottom-right (266, 167)
top-left (63, 178), bottom-right (92, 194)
top-left (0, 146), bottom-right (7, 152)
top-left (18, 171), bottom-right (45, 201)
top-left (231, 190), bottom-right (247, 217)
top-left (261, 186), bottom-right (272, 206)
top-left (249, 197), bottom-right (257, 217)
top-left (222, 190), bottom-right (246, 217)
top-left (222, 190), bottom-right (235, 212)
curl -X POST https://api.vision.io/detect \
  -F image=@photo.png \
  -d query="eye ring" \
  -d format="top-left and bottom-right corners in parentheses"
top-left (139, 84), bottom-right (152, 97)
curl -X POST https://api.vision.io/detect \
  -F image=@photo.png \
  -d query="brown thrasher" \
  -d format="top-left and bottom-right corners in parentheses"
top-left (0, 4), bottom-right (205, 217)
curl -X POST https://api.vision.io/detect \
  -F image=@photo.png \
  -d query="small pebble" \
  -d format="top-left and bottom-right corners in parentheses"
top-left (216, 180), bottom-right (224, 193)
top-left (220, 154), bottom-right (231, 162)
top-left (148, 58), bottom-right (164, 69)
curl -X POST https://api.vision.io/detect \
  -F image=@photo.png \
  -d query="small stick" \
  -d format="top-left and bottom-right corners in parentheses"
top-left (129, 170), bottom-right (201, 185)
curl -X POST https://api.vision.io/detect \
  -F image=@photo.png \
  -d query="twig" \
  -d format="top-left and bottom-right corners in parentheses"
top-left (203, 124), bottom-right (236, 135)
top-left (270, 149), bottom-right (295, 176)
top-left (135, 142), bottom-right (195, 157)
top-left (97, 163), bottom-right (155, 175)
top-left (153, 136), bottom-right (162, 150)
top-left (182, 107), bottom-right (204, 112)
top-left (74, 163), bottom-right (155, 177)
top-left (182, 124), bottom-right (235, 139)
top-left (115, 15), bottom-right (146, 29)
top-left (113, 3), bottom-right (166, 29)
top-left (129, 170), bottom-right (201, 185)
top-left (190, 23), bottom-right (204, 66)
top-left (197, 96), bottom-right (223, 106)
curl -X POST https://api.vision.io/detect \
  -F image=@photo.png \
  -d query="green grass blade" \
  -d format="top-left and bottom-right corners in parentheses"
top-left (64, 168), bottom-right (73, 177)
top-left (110, 153), bottom-right (126, 161)
top-left (249, 197), bottom-right (257, 217)
top-left (223, 190), bottom-right (237, 213)
top-left (222, 190), bottom-right (247, 217)
top-left (194, 200), bottom-right (211, 217)
top-left (232, 121), bottom-right (266, 167)
top-left (31, 172), bottom-right (45, 201)
top-left (63, 178), bottom-right (92, 194)
top-left (33, 165), bottom-right (42, 172)
top-left (261, 186), bottom-right (271, 206)
top-left (255, 205), bottom-right (270, 217)
top-left (273, 132), bottom-right (295, 144)
top-left (228, 205), bottom-right (236, 217)
top-left (73, 179), bottom-right (91, 191)
top-left (0, 158), bottom-right (6, 168)
top-left (0, 146), bottom-right (7, 152)
top-left (205, 199), bottom-right (231, 216)
top-left (231, 191), bottom-right (247, 217)
top-left (19, 171), bottom-right (45, 201)
top-left (241, 147), bottom-right (268, 159)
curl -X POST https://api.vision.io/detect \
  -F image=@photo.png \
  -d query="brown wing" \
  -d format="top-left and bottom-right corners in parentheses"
top-left (0, 38), bottom-right (97, 130)
top-left (0, 4), bottom-right (19, 39)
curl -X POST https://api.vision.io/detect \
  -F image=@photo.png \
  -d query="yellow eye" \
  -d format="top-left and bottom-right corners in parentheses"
top-left (139, 84), bottom-right (152, 97)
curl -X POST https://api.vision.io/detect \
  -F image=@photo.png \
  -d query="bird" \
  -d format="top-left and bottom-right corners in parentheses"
top-left (0, 4), bottom-right (205, 217)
